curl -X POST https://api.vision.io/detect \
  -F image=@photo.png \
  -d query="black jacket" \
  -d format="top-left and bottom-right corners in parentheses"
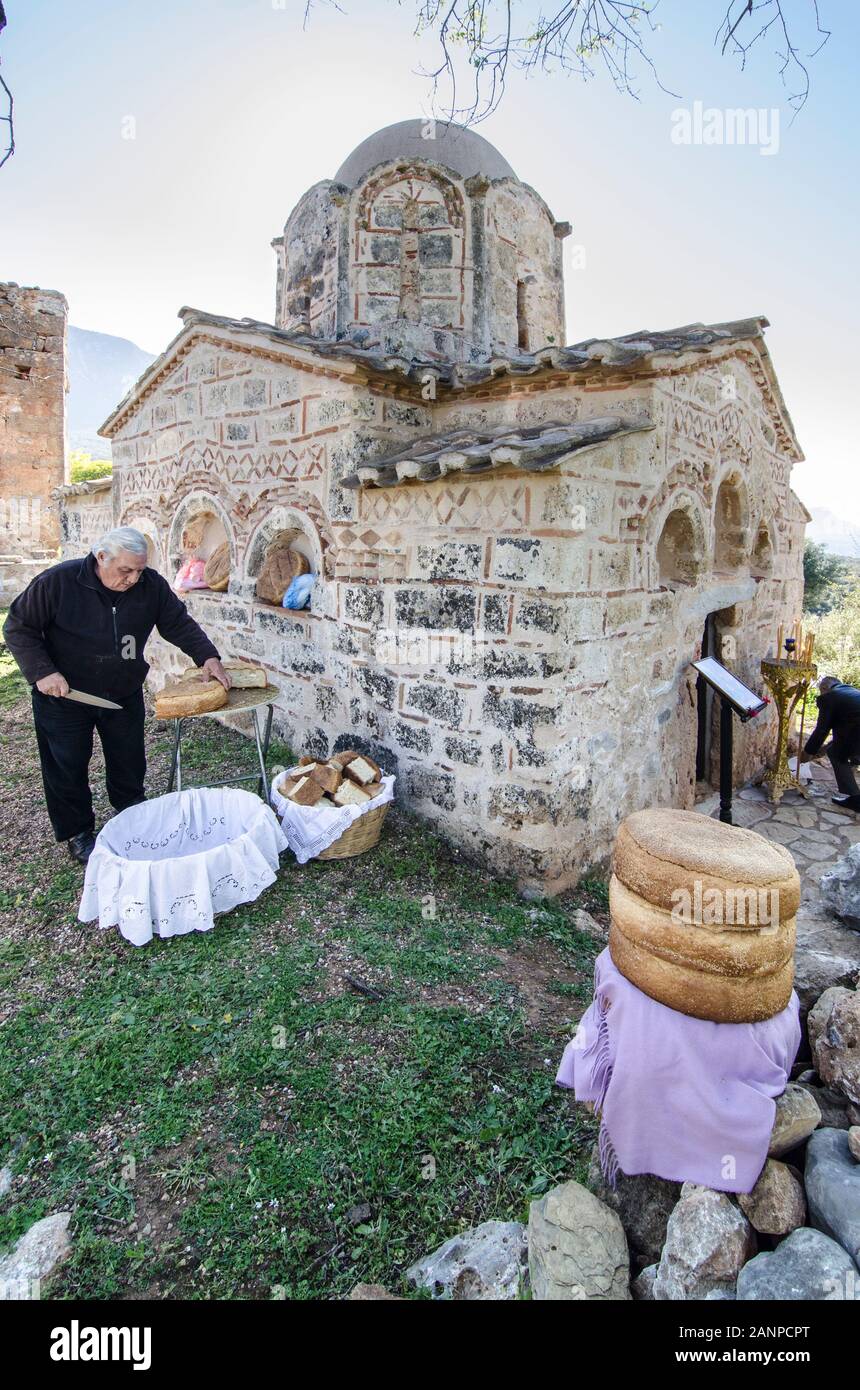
top-left (3, 554), bottom-right (220, 701)
top-left (804, 682), bottom-right (860, 762)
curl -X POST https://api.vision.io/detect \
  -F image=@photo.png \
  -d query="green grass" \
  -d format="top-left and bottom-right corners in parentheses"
top-left (0, 662), bottom-right (604, 1299)
top-left (0, 613), bottom-right (27, 709)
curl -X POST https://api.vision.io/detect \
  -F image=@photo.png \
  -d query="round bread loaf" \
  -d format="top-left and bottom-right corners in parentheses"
top-left (608, 918), bottom-right (795, 1025)
top-left (608, 808), bottom-right (799, 1023)
top-left (609, 875), bottom-right (795, 1023)
top-left (155, 676), bottom-right (228, 719)
top-left (613, 809), bottom-right (800, 922)
top-left (256, 546), bottom-right (310, 606)
top-left (204, 541), bottom-right (230, 592)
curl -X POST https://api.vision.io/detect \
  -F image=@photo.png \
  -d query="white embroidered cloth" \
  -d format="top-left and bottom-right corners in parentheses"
top-left (271, 766), bottom-right (395, 863)
top-left (78, 787), bottom-right (288, 946)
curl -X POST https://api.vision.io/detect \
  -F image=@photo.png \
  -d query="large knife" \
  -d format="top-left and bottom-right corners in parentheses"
top-left (63, 688), bottom-right (123, 710)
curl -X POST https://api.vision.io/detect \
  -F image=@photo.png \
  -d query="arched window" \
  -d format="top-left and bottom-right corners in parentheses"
top-left (657, 506), bottom-right (703, 587)
top-left (751, 521), bottom-right (775, 578)
top-left (714, 475), bottom-right (748, 572)
top-left (516, 280), bottom-right (530, 351)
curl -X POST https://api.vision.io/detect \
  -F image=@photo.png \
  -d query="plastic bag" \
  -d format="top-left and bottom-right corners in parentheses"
top-left (282, 572), bottom-right (315, 610)
top-left (174, 557), bottom-right (208, 591)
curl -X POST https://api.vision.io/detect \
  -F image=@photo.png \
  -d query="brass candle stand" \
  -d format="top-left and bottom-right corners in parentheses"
top-left (760, 656), bottom-right (817, 805)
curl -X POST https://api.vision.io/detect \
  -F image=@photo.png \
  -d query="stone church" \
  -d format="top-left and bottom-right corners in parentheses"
top-left (83, 118), bottom-right (808, 893)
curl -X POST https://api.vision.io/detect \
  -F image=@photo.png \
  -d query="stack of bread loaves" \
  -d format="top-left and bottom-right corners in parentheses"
top-left (154, 661), bottom-right (268, 718)
top-left (277, 750), bottom-right (383, 809)
top-left (608, 808), bottom-right (800, 1024)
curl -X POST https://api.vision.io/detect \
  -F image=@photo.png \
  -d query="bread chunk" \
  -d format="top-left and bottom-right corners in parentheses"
top-left (345, 755), bottom-right (381, 787)
top-left (330, 749), bottom-right (359, 770)
top-left (309, 763), bottom-right (343, 795)
top-left (286, 775), bottom-right (325, 807)
top-left (204, 541), bottom-right (230, 592)
top-left (224, 661), bottom-right (267, 688)
top-left (332, 780), bottom-right (371, 807)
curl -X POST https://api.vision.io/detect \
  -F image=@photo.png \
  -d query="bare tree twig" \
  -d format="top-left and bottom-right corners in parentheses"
top-left (0, 1), bottom-right (14, 170)
top-left (304, 1), bottom-right (831, 125)
top-left (716, 0), bottom-right (831, 115)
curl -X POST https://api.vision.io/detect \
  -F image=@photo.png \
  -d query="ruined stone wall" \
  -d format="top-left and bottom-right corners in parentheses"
top-left (0, 282), bottom-right (68, 558)
top-left (56, 479), bottom-right (115, 560)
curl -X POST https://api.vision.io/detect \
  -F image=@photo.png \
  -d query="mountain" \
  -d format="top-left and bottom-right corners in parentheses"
top-left (807, 507), bottom-right (860, 559)
top-left (68, 326), bottom-right (156, 460)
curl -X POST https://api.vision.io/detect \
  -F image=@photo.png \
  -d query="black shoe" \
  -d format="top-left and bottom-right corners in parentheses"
top-left (832, 795), bottom-right (851, 805)
top-left (840, 796), bottom-right (860, 814)
top-left (67, 831), bottom-right (96, 865)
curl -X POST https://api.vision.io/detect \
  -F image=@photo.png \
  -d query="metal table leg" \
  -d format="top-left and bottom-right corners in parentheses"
top-left (253, 704), bottom-right (274, 807)
top-left (164, 702), bottom-right (274, 804)
top-left (167, 717), bottom-right (183, 793)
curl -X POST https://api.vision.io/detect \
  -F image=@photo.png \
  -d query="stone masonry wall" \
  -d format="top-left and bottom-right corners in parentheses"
top-left (0, 283), bottom-right (68, 558)
top-left (56, 479), bottom-right (115, 561)
top-left (99, 329), bottom-right (805, 893)
top-left (274, 163), bottom-right (565, 364)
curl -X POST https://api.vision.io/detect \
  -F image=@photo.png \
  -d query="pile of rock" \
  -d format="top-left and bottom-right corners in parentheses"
top-left (397, 977), bottom-right (860, 1301)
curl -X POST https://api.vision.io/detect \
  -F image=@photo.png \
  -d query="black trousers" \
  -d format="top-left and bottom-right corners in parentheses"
top-left (826, 742), bottom-right (860, 798)
top-left (32, 687), bottom-right (147, 841)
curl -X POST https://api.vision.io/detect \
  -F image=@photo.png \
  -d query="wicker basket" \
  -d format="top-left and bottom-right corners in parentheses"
top-left (316, 801), bottom-right (390, 860)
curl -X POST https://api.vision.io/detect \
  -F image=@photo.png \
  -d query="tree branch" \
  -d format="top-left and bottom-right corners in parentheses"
top-left (716, 0), bottom-right (831, 115)
top-left (0, 1), bottom-right (13, 170)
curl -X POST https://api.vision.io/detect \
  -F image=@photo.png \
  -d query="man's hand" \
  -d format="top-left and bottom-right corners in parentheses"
top-left (36, 672), bottom-right (70, 698)
top-left (202, 657), bottom-right (231, 691)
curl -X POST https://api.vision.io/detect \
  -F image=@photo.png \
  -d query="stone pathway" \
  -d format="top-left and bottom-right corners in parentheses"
top-left (696, 762), bottom-right (860, 1013)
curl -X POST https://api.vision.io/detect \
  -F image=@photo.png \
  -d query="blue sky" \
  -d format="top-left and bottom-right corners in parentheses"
top-left (1, 0), bottom-right (857, 513)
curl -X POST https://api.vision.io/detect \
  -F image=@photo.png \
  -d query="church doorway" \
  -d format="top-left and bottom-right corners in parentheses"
top-left (695, 613), bottom-right (717, 784)
top-left (695, 605), bottom-right (744, 788)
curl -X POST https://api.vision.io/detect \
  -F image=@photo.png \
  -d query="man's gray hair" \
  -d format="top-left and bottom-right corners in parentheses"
top-left (92, 526), bottom-right (150, 561)
top-left (819, 674), bottom-right (840, 692)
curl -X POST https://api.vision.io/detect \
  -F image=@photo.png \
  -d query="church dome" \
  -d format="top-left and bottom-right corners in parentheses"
top-left (274, 116), bottom-right (565, 361)
top-left (334, 118), bottom-right (517, 187)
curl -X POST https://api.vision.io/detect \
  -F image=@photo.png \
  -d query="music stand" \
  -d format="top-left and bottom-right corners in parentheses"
top-left (690, 658), bottom-right (768, 825)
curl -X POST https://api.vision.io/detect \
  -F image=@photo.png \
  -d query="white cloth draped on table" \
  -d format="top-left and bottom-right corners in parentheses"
top-left (78, 787), bottom-right (288, 946)
top-left (271, 767), bottom-right (395, 863)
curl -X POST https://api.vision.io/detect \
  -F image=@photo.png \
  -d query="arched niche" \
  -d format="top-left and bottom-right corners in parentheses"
top-left (245, 505), bottom-right (323, 608)
top-left (713, 470), bottom-right (750, 573)
top-left (751, 517), bottom-right (776, 578)
top-left (656, 500), bottom-right (707, 588)
top-left (167, 492), bottom-right (235, 590)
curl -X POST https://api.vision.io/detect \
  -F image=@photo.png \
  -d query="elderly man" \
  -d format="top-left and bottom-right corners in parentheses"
top-left (802, 674), bottom-right (860, 812)
top-left (4, 527), bottom-right (230, 864)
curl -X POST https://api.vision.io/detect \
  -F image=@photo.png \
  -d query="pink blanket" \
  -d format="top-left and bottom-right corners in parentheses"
top-left (556, 949), bottom-right (801, 1194)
